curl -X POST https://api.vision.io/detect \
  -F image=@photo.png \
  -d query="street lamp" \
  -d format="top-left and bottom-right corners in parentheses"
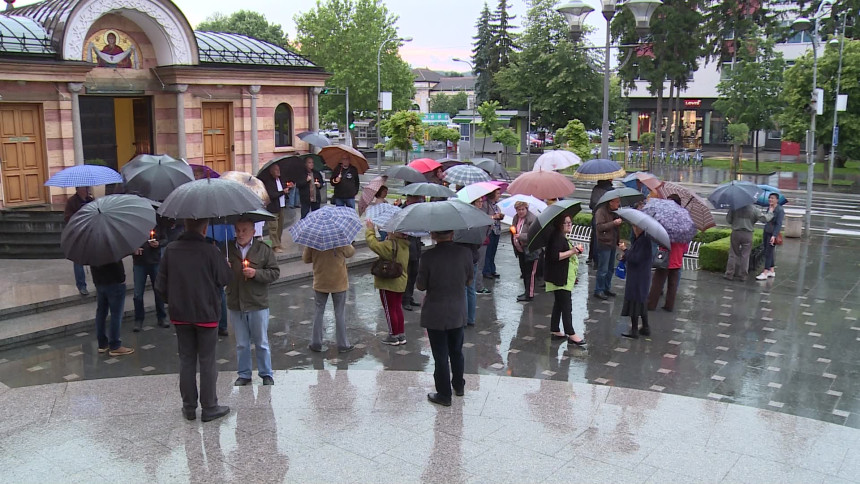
top-left (452, 57), bottom-right (475, 158)
top-left (791, 0), bottom-right (832, 237)
top-left (557, 0), bottom-right (662, 160)
top-left (377, 35), bottom-right (412, 172)
top-left (828, 12), bottom-right (847, 188)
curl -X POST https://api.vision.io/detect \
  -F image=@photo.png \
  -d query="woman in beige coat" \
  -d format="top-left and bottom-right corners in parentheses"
top-left (303, 244), bottom-right (356, 353)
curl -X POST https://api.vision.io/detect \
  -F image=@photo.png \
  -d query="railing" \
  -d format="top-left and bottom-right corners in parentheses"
top-left (567, 227), bottom-right (702, 259)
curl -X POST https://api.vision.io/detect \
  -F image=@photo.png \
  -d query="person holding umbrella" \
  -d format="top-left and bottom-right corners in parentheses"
top-left (64, 187), bottom-right (94, 296)
top-left (365, 219), bottom-right (410, 345)
top-left (482, 188), bottom-right (504, 280)
top-left (593, 197), bottom-right (623, 300)
top-left (724, 204), bottom-right (771, 282)
top-left (619, 223), bottom-right (651, 339)
top-left (261, 163), bottom-right (293, 253)
top-left (646, 195), bottom-right (692, 312)
top-left (511, 201), bottom-right (539, 302)
top-left (544, 215), bottom-right (586, 346)
top-left (331, 155), bottom-right (360, 208)
top-left (297, 156), bottom-right (325, 219)
top-left (756, 193), bottom-right (784, 281)
top-left (303, 242), bottom-right (356, 353)
top-left (587, 180), bottom-right (613, 269)
top-left (131, 219), bottom-right (168, 331)
top-left (402, 195), bottom-right (424, 311)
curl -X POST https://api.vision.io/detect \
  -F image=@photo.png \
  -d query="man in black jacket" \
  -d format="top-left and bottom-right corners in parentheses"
top-left (588, 179), bottom-right (613, 268)
top-left (261, 163), bottom-right (292, 253)
top-left (297, 156), bottom-right (325, 219)
top-left (156, 218), bottom-right (232, 422)
top-left (65, 187), bottom-right (93, 296)
top-left (330, 156), bottom-right (360, 208)
top-left (401, 195), bottom-right (423, 311)
top-left (418, 230), bottom-right (473, 406)
top-left (91, 260), bottom-right (134, 357)
top-left (131, 220), bottom-right (168, 331)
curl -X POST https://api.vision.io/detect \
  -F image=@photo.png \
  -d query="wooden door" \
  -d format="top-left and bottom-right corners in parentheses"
top-left (202, 103), bottom-right (232, 173)
top-left (0, 104), bottom-right (47, 206)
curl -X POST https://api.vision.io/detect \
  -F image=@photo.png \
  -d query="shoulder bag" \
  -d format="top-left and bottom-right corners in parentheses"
top-left (652, 248), bottom-right (670, 270)
top-left (371, 239), bottom-right (404, 279)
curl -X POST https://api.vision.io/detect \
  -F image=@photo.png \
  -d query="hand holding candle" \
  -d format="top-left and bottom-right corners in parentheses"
top-left (242, 259), bottom-right (255, 279)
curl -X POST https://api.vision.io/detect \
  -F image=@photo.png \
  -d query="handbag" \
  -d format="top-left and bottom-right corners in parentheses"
top-left (775, 233), bottom-right (783, 245)
top-left (370, 239), bottom-right (403, 279)
top-left (652, 248), bottom-right (669, 270)
top-left (615, 259), bottom-right (627, 279)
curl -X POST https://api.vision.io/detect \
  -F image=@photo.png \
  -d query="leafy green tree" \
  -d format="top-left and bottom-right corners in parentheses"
top-left (477, 100), bottom-right (500, 154)
top-left (555, 119), bottom-right (591, 161)
top-left (294, 0), bottom-right (415, 126)
top-left (727, 123), bottom-right (750, 173)
top-left (428, 125), bottom-right (461, 145)
top-left (714, 36), bottom-right (785, 170)
top-left (379, 111), bottom-right (424, 162)
top-left (472, 3), bottom-right (494, 104)
top-left (817, 0), bottom-right (860, 40)
top-left (197, 10), bottom-right (290, 47)
top-left (493, 127), bottom-right (520, 157)
top-left (429, 92), bottom-right (468, 118)
top-left (495, 0), bottom-right (601, 130)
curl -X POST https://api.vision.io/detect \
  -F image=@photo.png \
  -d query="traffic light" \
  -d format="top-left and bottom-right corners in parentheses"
top-left (349, 122), bottom-right (355, 130)
top-left (321, 88), bottom-right (330, 94)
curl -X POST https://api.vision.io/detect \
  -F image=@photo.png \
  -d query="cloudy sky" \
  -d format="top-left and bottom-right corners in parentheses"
top-left (14, 0), bottom-right (607, 72)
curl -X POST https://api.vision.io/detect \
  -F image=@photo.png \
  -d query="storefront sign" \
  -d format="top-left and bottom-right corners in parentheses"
top-left (684, 99), bottom-right (702, 108)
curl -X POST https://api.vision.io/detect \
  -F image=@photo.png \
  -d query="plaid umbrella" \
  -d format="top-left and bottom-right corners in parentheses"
top-left (573, 158), bottom-right (625, 181)
top-left (365, 202), bottom-right (401, 227)
top-left (443, 165), bottom-right (492, 186)
top-left (319, 145), bottom-right (369, 174)
top-left (532, 150), bottom-right (581, 172)
top-left (408, 158), bottom-right (443, 174)
top-left (288, 205), bottom-right (362, 251)
top-left (508, 170), bottom-right (575, 200)
top-left (358, 175), bottom-right (388, 215)
top-left (657, 181), bottom-right (716, 231)
top-left (641, 198), bottom-right (697, 243)
top-left (45, 165), bottom-right (123, 187)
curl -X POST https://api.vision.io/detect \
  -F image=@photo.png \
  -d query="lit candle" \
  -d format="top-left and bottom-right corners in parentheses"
top-left (150, 230), bottom-right (155, 240)
top-left (242, 259), bottom-right (249, 280)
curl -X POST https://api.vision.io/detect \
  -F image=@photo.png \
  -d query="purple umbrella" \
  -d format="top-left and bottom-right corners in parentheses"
top-left (640, 198), bottom-right (697, 244)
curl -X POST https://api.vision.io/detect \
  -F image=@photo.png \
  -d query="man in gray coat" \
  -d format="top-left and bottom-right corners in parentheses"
top-left (724, 204), bottom-right (772, 282)
top-left (417, 230), bottom-right (474, 406)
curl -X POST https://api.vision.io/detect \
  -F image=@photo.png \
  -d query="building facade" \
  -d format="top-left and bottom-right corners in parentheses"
top-left (412, 68), bottom-right (476, 113)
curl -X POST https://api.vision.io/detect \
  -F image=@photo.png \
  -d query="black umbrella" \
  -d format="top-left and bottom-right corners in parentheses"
top-left (398, 182), bottom-right (456, 198)
top-left (526, 200), bottom-right (582, 252)
top-left (384, 165), bottom-right (427, 183)
top-left (61, 194), bottom-right (156, 266)
top-left (121, 154), bottom-right (194, 201)
top-left (472, 158), bottom-right (510, 180)
top-left (708, 181), bottom-right (760, 210)
top-left (596, 187), bottom-right (646, 208)
top-left (158, 178), bottom-right (264, 220)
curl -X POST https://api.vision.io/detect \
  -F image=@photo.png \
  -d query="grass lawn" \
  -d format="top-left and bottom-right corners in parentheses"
top-left (813, 178), bottom-right (854, 186)
top-left (704, 158), bottom-right (860, 175)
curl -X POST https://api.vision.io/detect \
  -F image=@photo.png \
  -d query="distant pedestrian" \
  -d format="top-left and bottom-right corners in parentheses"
top-left (225, 219), bottom-right (280, 386)
top-left (156, 218), bottom-right (232, 422)
top-left (647, 194), bottom-right (688, 312)
top-left (482, 189), bottom-right (504, 280)
top-left (417, 230), bottom-right (473, 406)
top-left (756, 193), bottom-right (784, 281)
top-left (261, 163), bottom-right (292, 253)
top-left (303, 244), bottom-right (356, 353)
top-left (91, 259), bottom-right (135, 356)
top-left (620, 226), bottom-right (651, 339)
top-left (473, 197), bottom-right (492, 295)
top-left (64, 186), bottom-right (93, 296)
top-left (366, 219), bottom-right (410, 345)
top-left (298, 156), bottom-right (325, 219)
top-left (588, 179), bottom-right (612, 267)
top-left (131, 221), bottom-right (168, 331)
top-left (724, 204), bottom-right (771, 282)
top-left (544, 215), bottom-right (586, 346)
top-left (401, 195), bottom-right (423, 311)
top-left (454, 221), bottom-right (484, 326)
top-left (331, 156), bottom-right (360, 208)
top-left (593, 196), bottom-right (622, 300)
top-left (511, 201), bottom-right (538, 302)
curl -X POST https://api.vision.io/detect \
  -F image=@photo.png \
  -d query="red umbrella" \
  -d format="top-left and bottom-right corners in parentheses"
top-left (408, 158), bottom-right (442, 174)
top-left (508, 171), bottom-right (575, 200)
top-left (657, 181), bottom-right (716, 231)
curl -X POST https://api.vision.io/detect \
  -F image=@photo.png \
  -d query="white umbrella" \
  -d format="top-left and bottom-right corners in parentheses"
top-left (532, 150), bottom-right (581, 172)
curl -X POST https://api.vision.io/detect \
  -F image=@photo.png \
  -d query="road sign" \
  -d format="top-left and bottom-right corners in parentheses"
top-left (833, 126), bottom-right (839, 147)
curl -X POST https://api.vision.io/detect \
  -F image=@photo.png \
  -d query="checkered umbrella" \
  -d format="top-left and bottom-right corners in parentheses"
top-left (442, 165), bottom-right (492, 186)
top-left (657, 182), bottom-right (716, 231)
top-left (288, 205), bottom-right (362, 251)
top-left (45, 165), bottom-right (123, 187)
top-left (365, 202), bottom-right (401, 227)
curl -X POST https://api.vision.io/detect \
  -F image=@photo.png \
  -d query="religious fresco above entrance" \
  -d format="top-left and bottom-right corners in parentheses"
top-left (84, 29), bottom-right (140, 68)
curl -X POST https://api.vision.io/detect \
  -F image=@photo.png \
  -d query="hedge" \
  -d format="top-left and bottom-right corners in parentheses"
top-left (693, 228), bottom-right (732, 244)
top-left (699, 229), bottom-right (764, 272)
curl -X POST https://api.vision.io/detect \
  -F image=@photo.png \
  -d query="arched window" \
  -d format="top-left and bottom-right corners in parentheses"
top-left (274, 103), bottom-right (293, 147)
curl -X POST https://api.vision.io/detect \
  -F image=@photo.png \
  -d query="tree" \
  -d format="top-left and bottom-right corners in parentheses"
top-left (495, 0), bottom-right (601, 130)
top-left (197, 11), bottom-right (289, 47)
top-left (555, 119), bottom-right (591, 161)
top-left (779, 38), bottom-right (860, 171)
top-left (472, 1), bottom-right (519, 104)
top-left (429, 92), bottom-right (468, 118)
top-left (428, 125), bottom-right (461, 145)
top-left (472, 3), bottom-right (494, 104)
top-left (477, 100), bottom-right (500, 154)
top-left (379, 110), bottom-right (424, 162)
top-left (727, 123), bottom-right (750, 173)
top-left (294, 0), bottom-right (415, 126)
top-left (493, 127), bottom-right (520, 158)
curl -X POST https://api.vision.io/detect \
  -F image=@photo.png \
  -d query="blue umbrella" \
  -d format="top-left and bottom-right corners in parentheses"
top-left (708, 181), bottom-right (760, 210)
top-left (288, 205), bottom-right (362, 251)
top-left (45, 165), bottom-right (123, 187)
top-left (756, 184), bottom-right (788, 206)
top-left (365, 203), bottom-right (401, 227)
top-left (573, 158), bottom-right (625, 181)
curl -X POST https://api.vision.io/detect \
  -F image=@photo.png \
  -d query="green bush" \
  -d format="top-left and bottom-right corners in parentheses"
top-left (693, 228), bottom-right (732, 244)
top-left (699, 230), bottom-right (764, 272)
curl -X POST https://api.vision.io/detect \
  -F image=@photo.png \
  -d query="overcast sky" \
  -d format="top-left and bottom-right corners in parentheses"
top-left (14, 0), bottom-right (607, 72)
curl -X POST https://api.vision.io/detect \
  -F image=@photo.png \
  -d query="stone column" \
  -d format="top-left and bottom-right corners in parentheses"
top-left (67, 83), bottom-right (84, 166)
top-left (175, 84), bottom-right (188, 160)
top-left (249, 85), bottom-right (261, 173)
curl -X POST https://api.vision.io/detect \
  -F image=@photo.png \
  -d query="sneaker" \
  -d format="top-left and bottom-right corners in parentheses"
top-left (767, 270), bottom-right (775, 278)
top-left (158, 319), bottom-right (169, 328)
top-left (79, 288), bottom-right (89, 296)
top-left (410, 300), bottom-right (421, 308)
top-left (234, 377), bottom-right (252, 386)
top-left (98, 346), bottom-right (109, 354)
top-left (397, 334), bottom-right (407, 345)
top-left (108, 346), bottom-right (135, 356)
top-left (338, 345), bottom-right (355, 353)
top-left (402, 304), bottom-right (413, 312)
top-left (477, 288), bottom-right (492, 294)
top-left (261, 376), bottom-right (274, 386)
top-left (308, 343), bottom-right (323, 352)
top-left (756, 272), bottom-right (768, 281)
top-left (604, 290), bottom-right (617, 297)
top-left (382, 335), bottom-right (400, 346)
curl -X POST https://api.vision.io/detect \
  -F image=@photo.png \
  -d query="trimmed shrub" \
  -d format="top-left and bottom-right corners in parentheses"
top-left (699, 229), bottom-right (764, 272)
top-left (693, 228), bottom-right (732, 244)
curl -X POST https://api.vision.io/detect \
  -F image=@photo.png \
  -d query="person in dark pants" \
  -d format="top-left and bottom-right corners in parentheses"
top-left (544, 215), bottom-right (586, 346)
top-left (401, 195), bottom-right (424, 311)
top-left (756, 193), bottom-right (784, 281)
top-left (593, 196), bottom-right (622, 300)
top-left (621, 226), bottom-right (652, 338)
top-left (261, 164), bottom-right (292, 253)
top-left (330, 156), bottom-right (360, 208)
top-left (206, 224), bottom-right (235, 337)
top-left (511, 201), bottom-right (538, 302)
top-left (417, 230), bottom-right (473, 406)
top-left (647, 194), bottom-right (689, 312)
top-left (482, 188), bottom-right (504, 279)
top-left (297, 156), bottom-right (325, 219)
top-left (588, 179), bottom-right (613, 268)
top-left (91, 260), bottom-right (134, 356)
top-left (156, 218), bottom-right (232, 423)
top-left (724, 204), bottom-right (770, 282)
top-left (64, 187), bottom-right (94, 296)
top-left (131, 221), bottom-right (168, 331)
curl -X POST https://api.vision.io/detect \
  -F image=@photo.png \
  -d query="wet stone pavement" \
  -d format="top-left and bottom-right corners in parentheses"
top-left (1, 233), bottom-right (859, 431)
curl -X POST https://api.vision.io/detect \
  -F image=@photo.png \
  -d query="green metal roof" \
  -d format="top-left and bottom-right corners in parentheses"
top-left (195, 31), bottom-right (317, 68)
top-left (0, 15), bottom-right (53, 55)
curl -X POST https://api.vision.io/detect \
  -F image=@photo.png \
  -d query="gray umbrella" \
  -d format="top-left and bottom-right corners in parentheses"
top-left (121, 154), bottom-right (194, 202)
top-left (384, 165), bottom-right (427, 183)
top-left (398, 182), bottom-right (456, 198)
top-left (707, 181), bottom-right (760, 210)
top-left (158, 178), bottom-right (264, 220)
top-left (597, 187), bottom-right (646, 207)
top-left (382, 199), bottom-right (493, 233)
top-left (614, 207), bottom-right (671, 249)
top-left (61, 194), bottom-right (156, 266)
top-left (297, 131), bottom-right (331, 147)
top-left (472, 158), bottom-right (511, 180)
top-left (454, 225), bottom-right (487, 245)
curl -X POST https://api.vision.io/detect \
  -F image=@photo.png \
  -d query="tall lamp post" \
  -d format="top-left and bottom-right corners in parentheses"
top-left (556, 0), bottom-right (662, 160)
top-left (452, 57), bottom-right (475, 158)
top-left (377, 35), bottom-right (412, 172)
top-left (792, 0), bottom-right (833, 237)
top-left (828, 12), bottom-right (847, 188)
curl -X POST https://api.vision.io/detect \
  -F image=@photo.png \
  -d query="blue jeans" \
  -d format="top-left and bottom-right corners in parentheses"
top-left (230, 308), bottom-right (272, 379)
top-left (333, 198), bottom-right (355, 209)
top-left (133, 264), bottom-right (166, 322)
top-left (483, 232), bottom-right (500, 276)
top-left (465, 262), bottom-right (477, 325)
top-left (596, 246), bottom-right (616, 295)
top-left (73, 263), bottom-right (87, 291)
top-left (218, 288), bottom-right (228, 332)
top-left (95, 283), bottom-right (126, 350)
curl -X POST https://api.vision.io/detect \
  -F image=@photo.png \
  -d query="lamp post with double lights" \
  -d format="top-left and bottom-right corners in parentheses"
top-left (827, 11), bottom-right (847, 188)
top-left (452, 57), bottom-right (475, 158)
top-left (556, 0), bottom-right (662, 160)
top-left (791, 0), bottom-right (833, 237)
top-left (377, 35), bottom-right (412, 172)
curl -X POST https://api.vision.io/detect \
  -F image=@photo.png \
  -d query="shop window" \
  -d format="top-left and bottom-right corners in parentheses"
top-left (274, 103), bottom-right (293, 147)
top-left (767, 129), bottom-right (783, 140)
